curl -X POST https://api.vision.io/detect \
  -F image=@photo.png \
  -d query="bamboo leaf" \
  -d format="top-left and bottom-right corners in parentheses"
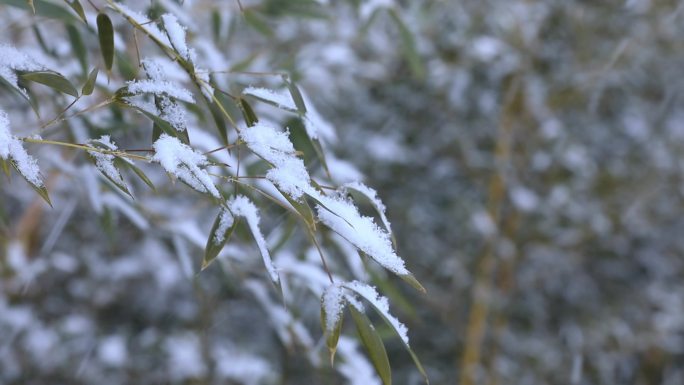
top-left (0, 0), bottom-right (78, 22)
top-left (399, 273), bottom-right (426, 294)
top-left (64, 0), bottom-right (86, 24)
top-left (284, 77), bottom-right (307, 114)
top-left (243, 9), bottom-right (273, 37)
top-left (203, 210), bottom-right (238, 270)
top-left (321, 287), bottom-right (345, 365)
top-left (10, 162), bottom-right (51, 207)
top-left (27, 0), bottom-right (34, 13)
top-left (97, 13), bottom-right (115, 74)
top-left (349, 305), bottom-right (391, 385)
top-left (81, 68), bottom-right (98, 96)
top-left (118, 160), bottom-right (155, 191)
top-left (238, 98), bottom-right (259, 127)
top-left (388, 9), bottom-right (425, 80)
top-left (20, 71), bottom-right (78, 97)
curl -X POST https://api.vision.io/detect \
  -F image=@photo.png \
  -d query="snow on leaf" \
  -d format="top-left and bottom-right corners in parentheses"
top-left (109, 3), bottom-right (171, 47)
top-left (213, 208), bottom-right (234, 245)
top-left (0, 110), bottom-right (44, 188)
top-left (313, 192), bottom-right (409, 276)
top-left (87, 135), bottom-right (129, 195)
top-left (229, 196), bottom-right (280, 285)
top-left (0, 44), bottom-right (46, 98)
top-left (152, 134), bottom-right (220, 198)
top-left (127, 79), bottom-right (195, 103)
top-left (243, 87), bottom-right (297, 111)
top-left (322, 282), bottom-right (346, 334)
top-left (344, 182), bottom-right (393, 238)
top-left (162, 13), bottom-right (192, 62)
top-left (239, 124), bottom-right (312, 200)
top-left (344, 280), bottom-right (409, 345)
top-left (301, 90), bottom-right (336, 142)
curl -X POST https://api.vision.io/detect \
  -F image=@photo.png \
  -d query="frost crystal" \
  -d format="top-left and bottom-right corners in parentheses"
top-left (152, 134), bottom-right (219, 198)
top-left (322, 282), bottom-right (345, 333)
top-left (344, 280), bottom-right (409, 345)
top-left (213, 208), bottom-right (234, 245)
top-left (230, 196), bottom-right (279, 284)
top-left (0, 44), bottom-right (45, 97)
top-left (243, 87), bottom-right (297, 111)
top-left (0, 110), bottom-right (44, 187)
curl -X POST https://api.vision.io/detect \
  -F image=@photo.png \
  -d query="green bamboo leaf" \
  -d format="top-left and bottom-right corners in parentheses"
top-left (203, 211), bottom-right (238, 270)
top-left (27, 0), bottom-right (34, 13)
top-left (243, 9), bottom-right (273, 37)
top-left (97, 13), bottom-right (114, 73)
top-left (66, 24), bottom-right (88, 73)
top-left (388, 9), bottom-right (425, 80)
top-left (349, 306), bottom-right (391, 385)
top-left (10, 162), bottom-right (51, 207)
top-left (81, 68), bottom-right (98, 96)
top-left (117, 160), bottom-right (155, 191)
top-left (0, 0), bottom-right (78, 22)
top-left (399, 273), bottom-right (426, 294)
top-left (238, 98), bottom-right (259, 127)
top-left (63, 0), bottom-right (86, 24)
top-left (283, 193), bottom-right (316, 229)
top-left (283, 77), bottom-right (307, 114)
top-left (0, 158), bottom-right (10, 178)
top-left (20, 71), bottom-right (78, 97)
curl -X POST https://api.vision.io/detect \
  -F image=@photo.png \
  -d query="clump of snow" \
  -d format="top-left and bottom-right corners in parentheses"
top-left (229, 196), bottom-right (279, 284)
top-left (239, 124), bottom-right (311, 200)
top-left (124, 58), bottom-right (193, 132)
top-left (0, 110), bottom-right (44, 187)
top-left (322, 282), bottom-right (345, 334)
top-left (344, 182), bottom-right (392, 235)
top-left (314, 193), bottom-right (409, 276)
top-left (127, 79), bottom-right (195, 103)
top-left (344, 280), bottom-right (409, 345)
top-left (152, 134), bottom-right (219, 198)
top-left (87, 135), bottom-right (128, 191)
top-left (213, 208), bottom-right (234, 245)
top-left (300, 91), bottom-right (336, 142)
top-left (162, 14), bottom-right (192, 62)
top-left (243, 87), bottom-right (297, 111)
top-left (0, 43), bottom-right (46, 97)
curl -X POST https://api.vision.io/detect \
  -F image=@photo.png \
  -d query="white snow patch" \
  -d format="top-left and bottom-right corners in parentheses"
top-left (127, 79), bottom-right (195, 103)
top-left (87, 135), bottom-right (128, 191)
top-left (344, 280), bottom-right (409, 345)
top-left (162, 13), bottom-right (191, 61)
top-left (213, 208), bottom-right (235, 244)
top-left (0, 110), bottom-right (44, 187)
top-left (322, 282), bottom-right (345, 334)
top-left (229, 196), bottom-right (279, 284)
top-left (344, 182), bottom-right (392, 235)
top-left (152, 134), bottom-right (219, 198)
top-left (111, 3), bottom-right (171, 47)
top-left (243, 87), bottom-right (297, 111)
top-left (0, 43), bottom-right (45, 97)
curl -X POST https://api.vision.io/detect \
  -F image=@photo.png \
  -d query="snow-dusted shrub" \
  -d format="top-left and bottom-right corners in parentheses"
top-left (0, 1), bottom-right (427, 384)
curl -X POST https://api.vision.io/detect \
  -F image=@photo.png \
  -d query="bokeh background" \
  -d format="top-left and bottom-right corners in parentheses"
top-left (2, 0), bottom-right (684, 384)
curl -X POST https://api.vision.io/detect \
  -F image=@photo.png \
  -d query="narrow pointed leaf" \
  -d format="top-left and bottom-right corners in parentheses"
top-left (321, 286), bottom-right (345, 365)
top-left (20, 71), bottom-right (78, 97)
top-left (400, 273), bottom-right (426, 294)
top-left (11, 162), bottom-right (51, 207)
top-left (388, 9), bottom-right (424, 80)
top-left (203, 211), bottom-right (238, 270)
top-left (26, 0), bottom-right (34, 13)
top-left (118, 160), bottom-right (155, 191)
top-left (239, 98), bottom-right (259, 127)
top-left (349, 306), bottom-right (391, 385)
top-left (0, 158), bottom-right (10, 178)
top-left (243, 10), bottom-right (273, 37)
top-left (284, 77), bottom-right (307, 114)
top-left (81, 68), bottom-right (98, 96)
top-left (64, 0), bottom-right (86, 24)
top-left (97, 13), bottom-right (114, 73)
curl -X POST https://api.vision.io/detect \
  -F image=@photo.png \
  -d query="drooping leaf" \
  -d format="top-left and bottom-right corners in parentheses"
top-left (26, 0), bottom-right (34, 13)
top-left (63, 0), bottom-right (86, 24)
top-left (81, 68), bottom-right (98, 96)
top-left (238, 98), bottom-right (259, 127)
top-left (284, 77), bottom-right (307, 114)
top-left (0, 0), bottom-right (78, 22)
top-left (321, 284), bottom-right (345, 365)
top-left (349, 305), bottom-right (391, 385)
top-left (242, 9), bottom-right (273, 37)
top-left (114, 158), bottom-right (155, 191)
top-left (388, 9), bottom-right (425, 80)
top-left (97, 13), bottom-right (114, 73)
top-left (20, 71), bottom-right (78, 97)
top-left (10, 161), bottom-right (51, 207)
top-left (203, 210), bottom-right (238, 270)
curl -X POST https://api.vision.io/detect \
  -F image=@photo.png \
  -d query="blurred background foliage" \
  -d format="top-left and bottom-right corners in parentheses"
top-left (2, 0), bottom-right (684, 384)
